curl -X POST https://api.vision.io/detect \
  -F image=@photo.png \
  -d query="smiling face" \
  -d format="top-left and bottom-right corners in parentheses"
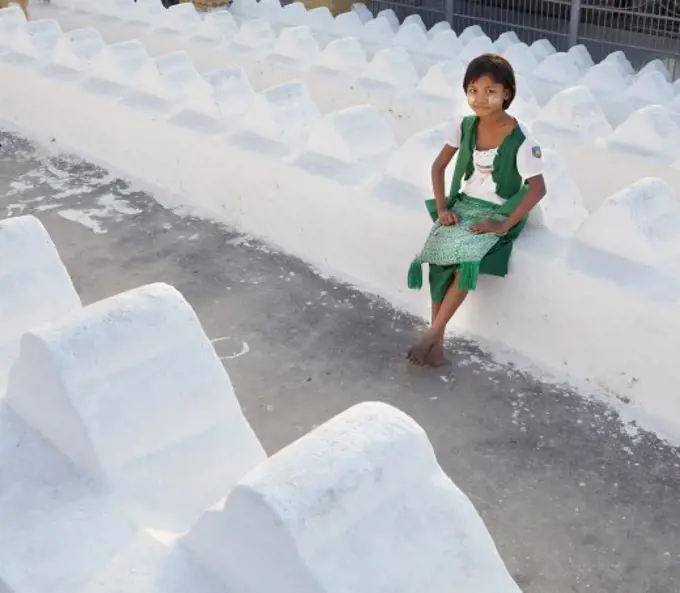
top-left (465, 74), bottom-right (510, 116)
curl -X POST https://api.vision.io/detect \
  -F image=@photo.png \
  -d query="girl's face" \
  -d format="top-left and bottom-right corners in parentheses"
top-left (466, 74), bottom-right (510, 116)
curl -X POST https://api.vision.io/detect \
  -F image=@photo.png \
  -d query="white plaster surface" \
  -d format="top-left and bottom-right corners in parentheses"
top-left (377, 8), bottom-right (399, 31)
top-left (358, 46), bottom-right (419, 90)
top-left (567, 44), bottom-right (593, 73)
top-left (231, 17), bottom-right (276, 56)
top-left (183, 401), bottom-right (523, 593)
top-left (51, 27), bottom-right (104, 71)
top-left (535, 149), bottom-right (589, 235)
top-left (373, 122), bottom-right (453, 208)
top-left (0, 404), bottom-right (141, 593)
top-left (352, 2), bottom-right (373, 23)
top-left (3, 3), bottom-right (680, 440)
top-left (627, 70), bottom-right (673, 105)
top-left (495, 30), bottom-right (520, 53)
top-left (236, 80), bottom-right (321, 153)
top-left (11, 3), bottom-right (679, 149)
top-left (579, 60), bottom-right (628, 96)
top-left (136, 50), bottom-right (206, 101)
top-left (576, 62), bottom-right (631, 126)
top-left (604, 50), bottom-right (634, 76)
top-left (574, 177), bottom-right (680, 271)
top-left (202, 10), bottom-right (238, 41)
top-left (328, 10), bottom-right (362, 38)
top-left (294, 104), bottom-right (395, 185)
top-left (89, 39), bottom-right (151, 86)
top-left (403, 13), bottom-right (426, 31)
top-left (458, 24), bottom-right (484, 45)
top-left (417, 60), bottom-right (464, 98)
top-left (529, 52), bottom-right (581, 104)
top-left (231, 0), bottom-right (263, 19)
top-left (358, 15), bottom-right (393, 48)
top-left (638, 57), bottom-right (670, 81)
top-left (268, 25), bottom-right (320, 69)
top-left (533, 86), bottom-right (612, 143)
top-left (502, 42), bottom-right (538, 75)
top-left (427, 20), bottom-right (451, 37)
top-left (304, 104), bottom-right (395, 162)
top-left (0, 5), bottom-right (26, 36)
top-left (606, 105), bottom-right (680, 163)
top-left (459, 35), bottom-right (495, 63)
top-left (182, 66), bottom-right (255, 121)
top-left (0, 215), bottom-right (81, 394)
top-left (305, 6), bottom-right (335, 33)
top-left (5, 282), bottom-right (266, 528)
top-left (130, 0), bottom-right (165, 23)
top-left (8, 18), bottom-right (63, 58)
top-left (530, 39), bottom-right (555, 61)
top-left (314, 36), bottom-right (367, 74)
top-left (279, 1), bottom-right (307, 27)
top-left (393, 22), bottom-right (429, 52)
top-left (426, 29), bottom-right (462, 59)
top-left (158, 3), bottom-right (203, 36)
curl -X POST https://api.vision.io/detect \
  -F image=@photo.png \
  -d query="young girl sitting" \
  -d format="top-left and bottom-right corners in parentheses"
top-left (407, 53), bottom-right (547, 367)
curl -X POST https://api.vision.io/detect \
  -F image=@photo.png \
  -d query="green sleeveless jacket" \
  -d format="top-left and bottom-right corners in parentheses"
top-left (409, 116), bottom-right (532, 292)
top-left (425, 115), bottom-right (529, 223)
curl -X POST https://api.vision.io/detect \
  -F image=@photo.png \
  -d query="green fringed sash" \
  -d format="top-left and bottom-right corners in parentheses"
top-left (407, 197), bottom-right (508, 291)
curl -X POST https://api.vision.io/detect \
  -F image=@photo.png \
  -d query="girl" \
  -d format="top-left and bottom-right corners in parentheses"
top-left (407, 53), bottom-right (546, 367)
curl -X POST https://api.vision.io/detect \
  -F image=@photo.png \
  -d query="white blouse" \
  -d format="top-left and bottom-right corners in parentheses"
top-left (443, 116), bottom-right (544, 205)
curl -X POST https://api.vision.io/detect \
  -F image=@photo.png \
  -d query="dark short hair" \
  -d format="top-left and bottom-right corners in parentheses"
top-left (463, 53), bottom-right (516, 110)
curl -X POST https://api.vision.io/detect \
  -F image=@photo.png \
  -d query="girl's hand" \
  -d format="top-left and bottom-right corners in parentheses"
top-left (470, 219), bottom-right (509, 234)
top-left (438, 209), bottom-right (459, 226)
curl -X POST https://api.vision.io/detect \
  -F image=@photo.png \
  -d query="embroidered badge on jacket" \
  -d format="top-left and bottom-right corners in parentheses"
top-left (531, 145), bottom-right (542, 159)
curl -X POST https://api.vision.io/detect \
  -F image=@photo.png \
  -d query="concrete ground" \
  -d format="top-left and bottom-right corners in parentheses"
top-left (1, 128), bottom-right (679, 593)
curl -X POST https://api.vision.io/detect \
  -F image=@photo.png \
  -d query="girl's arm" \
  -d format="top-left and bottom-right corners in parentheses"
top-left (496, 137), bottom-right (547, 231)
top-left (500, 174), bottom-right (546, 231)
top-left (471, 175), bottom-right (546, 234)
top-left (432, 145), bottom-right (459, 225)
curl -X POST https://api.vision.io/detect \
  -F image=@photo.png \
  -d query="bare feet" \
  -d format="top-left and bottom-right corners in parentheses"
top-left (425, 342), bottom-right (448, 368)
top-left (407, 332), bottom-right (441, 367)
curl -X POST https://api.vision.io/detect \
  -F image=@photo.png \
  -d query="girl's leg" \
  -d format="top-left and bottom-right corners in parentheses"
top-left (408, 272), bottom-right (469, 366)
top-left (431, 301), bottom-right (441, 325)
top-left (428, 301), bottom-right (446, 367)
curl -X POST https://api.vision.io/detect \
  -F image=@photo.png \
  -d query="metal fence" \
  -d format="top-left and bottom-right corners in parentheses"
top-left (368, 0), bottom-right (680, 76)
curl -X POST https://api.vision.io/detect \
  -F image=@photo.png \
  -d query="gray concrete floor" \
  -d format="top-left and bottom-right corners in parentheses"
top-left (1, 128), bottom-right (679, 593)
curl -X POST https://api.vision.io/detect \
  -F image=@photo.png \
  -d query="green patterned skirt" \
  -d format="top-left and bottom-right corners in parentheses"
top-left (428, 232), bottom-right (521, 302)
top-left (410, 195), bottom-right (527, 303)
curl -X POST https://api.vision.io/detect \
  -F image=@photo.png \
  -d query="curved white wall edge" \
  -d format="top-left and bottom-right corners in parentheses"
top-left (183, 401), bottom-right (523, 593)
top-left (5, 282), bottom-right (266, 530)
top-left (0, 215), bottom-right (82, 394)
top-left (20, 4), bottom-right (679, 130)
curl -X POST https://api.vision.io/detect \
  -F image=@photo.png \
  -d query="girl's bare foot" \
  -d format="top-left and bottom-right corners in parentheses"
top-left (407, 333), bottom-right (438, 366)
top-left (425, 343), bottom-right (447, 368)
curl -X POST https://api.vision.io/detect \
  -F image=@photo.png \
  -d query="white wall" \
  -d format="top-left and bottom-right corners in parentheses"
top-left (5, 280), bottom-right (266, 530)
top-left (1, 6), bottom-right (679, 438)
top-left (19, 0), bottom-right (680, 174)
top-left (0, 242), bottom-right (266, 590)
top-left (0, 214), bottom-right (82, 393)
top-left (184, 402), bottom-right (523, 593)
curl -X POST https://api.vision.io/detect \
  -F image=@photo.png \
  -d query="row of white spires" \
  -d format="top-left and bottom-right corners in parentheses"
top-left (2, 5), bottom-right (680, 168)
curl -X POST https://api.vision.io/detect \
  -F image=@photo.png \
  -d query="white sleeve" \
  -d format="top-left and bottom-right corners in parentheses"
top-left (442, 114), bottom-right (463, 148)
top-left (516, 136), bottom-right (544, 180)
